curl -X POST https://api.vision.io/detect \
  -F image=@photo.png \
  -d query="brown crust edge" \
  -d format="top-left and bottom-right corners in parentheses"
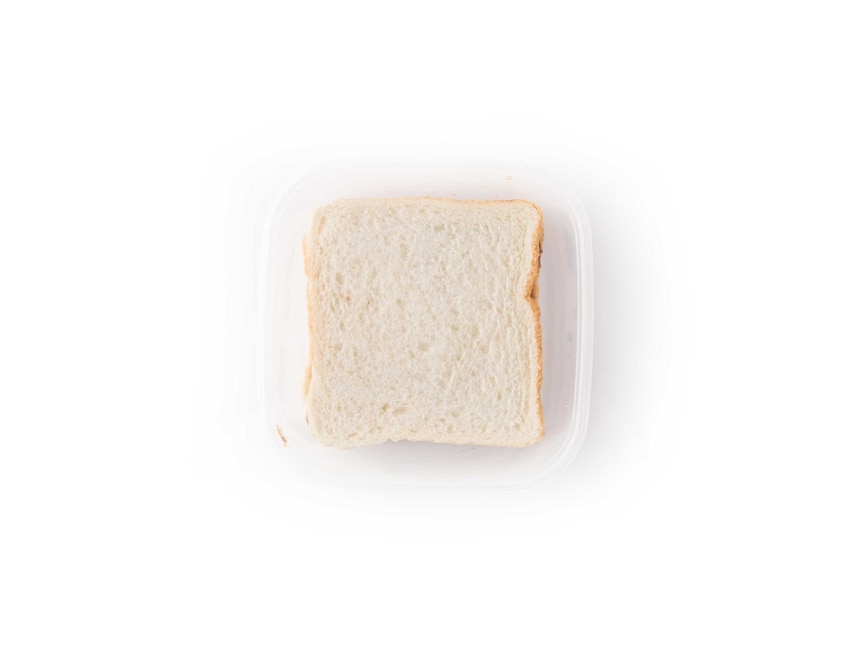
top-left (525, 202), bottom-right (544, 443)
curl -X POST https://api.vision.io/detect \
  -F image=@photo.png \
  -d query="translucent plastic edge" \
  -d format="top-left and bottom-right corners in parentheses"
top-left (257, 163), bottom-right (594, 490)
top-left (515, 186), bottom-right (595, 488)
top-left (258, 173), bottom-right (312, 443)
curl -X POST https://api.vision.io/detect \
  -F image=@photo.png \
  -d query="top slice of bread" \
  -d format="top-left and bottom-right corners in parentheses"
top-left (303, 197), bottom-right (543, 448)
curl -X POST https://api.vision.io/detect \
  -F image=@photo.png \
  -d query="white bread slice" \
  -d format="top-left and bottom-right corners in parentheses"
top-left (303, 197), bottom-right (543, 448)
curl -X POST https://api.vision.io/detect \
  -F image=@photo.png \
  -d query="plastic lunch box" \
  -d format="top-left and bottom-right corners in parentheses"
top-left (259, 160), bottom-right (593, 489)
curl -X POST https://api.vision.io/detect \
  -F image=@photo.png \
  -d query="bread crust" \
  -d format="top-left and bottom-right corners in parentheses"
top-left (525, 202), bottom-right (544, 441)
top-left (304, 197), bottom-right (544, 446)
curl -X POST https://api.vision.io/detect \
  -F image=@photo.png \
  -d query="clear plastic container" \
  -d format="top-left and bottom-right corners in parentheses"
top-left (259, 160), bottom-right (593, 489)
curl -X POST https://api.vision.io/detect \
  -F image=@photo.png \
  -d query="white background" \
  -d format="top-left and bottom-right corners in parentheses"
top-left (2, 1), bottom-right (860, 645)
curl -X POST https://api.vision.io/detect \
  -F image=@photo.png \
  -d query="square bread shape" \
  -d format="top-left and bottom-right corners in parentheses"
top-left (304, 197), bottom-right (543, 448)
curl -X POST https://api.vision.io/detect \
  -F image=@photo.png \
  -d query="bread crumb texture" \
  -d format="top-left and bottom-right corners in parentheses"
top-left (305, 197), bottom-right (543, 448)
